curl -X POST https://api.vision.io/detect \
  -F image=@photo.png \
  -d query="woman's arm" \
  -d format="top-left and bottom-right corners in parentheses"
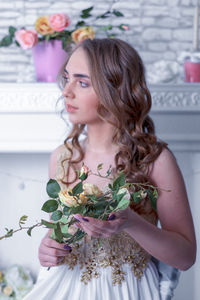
top-left (75, 148), bottom-right (196, 270)
top-left (125, 148), bottom-right (196, 270)
top-left (38, 146), bottom-right (71, 267)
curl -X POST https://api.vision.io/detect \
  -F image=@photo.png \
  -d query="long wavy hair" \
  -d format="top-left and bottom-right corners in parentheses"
top-left (57, 38), bottom-right (167, 216)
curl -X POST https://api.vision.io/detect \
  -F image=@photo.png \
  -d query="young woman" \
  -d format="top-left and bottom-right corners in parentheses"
top-left (24, 38), bottom-right (196, 300)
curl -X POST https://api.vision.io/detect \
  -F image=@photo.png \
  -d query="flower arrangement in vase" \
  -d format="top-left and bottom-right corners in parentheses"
top-left (0, 5), bottom-right (129, 82)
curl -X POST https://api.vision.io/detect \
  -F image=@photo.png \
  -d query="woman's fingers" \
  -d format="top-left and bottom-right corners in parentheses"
top-left (39, 254), bottom-right (65, 266)
top-left (73, 214), bottom-right (122, 237)
top-left (38, 231), bottom-right (72, 267)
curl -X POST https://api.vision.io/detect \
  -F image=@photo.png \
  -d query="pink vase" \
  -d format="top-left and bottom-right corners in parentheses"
top-left (184, 60), bottom-right (200, 82)
top-left (32, 40), bottom-right (68, 82)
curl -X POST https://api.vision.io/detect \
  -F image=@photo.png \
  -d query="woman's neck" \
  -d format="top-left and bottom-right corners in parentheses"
top-left (84, 123), bottom-right (118, 154)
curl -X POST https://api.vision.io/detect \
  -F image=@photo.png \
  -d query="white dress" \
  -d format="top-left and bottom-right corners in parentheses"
top-left (24, 145), bottom-right (161, 300)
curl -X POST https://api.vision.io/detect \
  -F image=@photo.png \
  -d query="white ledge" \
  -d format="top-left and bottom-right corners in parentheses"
top-left (0, 83), bottom-right (200, 113)
top-left (0, 83), bottom-right (200, 152)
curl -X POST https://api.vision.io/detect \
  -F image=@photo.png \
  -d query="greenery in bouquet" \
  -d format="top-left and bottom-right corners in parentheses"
top-left (0, 163), bottom-right (160, 248)
top-left (0, 4), bottom-right (129, 51)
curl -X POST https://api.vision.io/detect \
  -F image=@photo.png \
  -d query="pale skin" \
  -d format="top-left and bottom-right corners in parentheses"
top-left (38, 47), bottom-right (196, 270)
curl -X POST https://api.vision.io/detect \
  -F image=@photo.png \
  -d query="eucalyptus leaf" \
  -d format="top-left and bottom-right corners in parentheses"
top-left (19, 215), bottom-right (28, 225)
top-left (108, 183), bottom-right (113, 190)
top-left (0, 35), bottom-right (13, 47)
top-left (79, 173), bottom-right (87, 181)
top-left (113, 10), bottom-right (124, 17)
top-left (63, 206), bottom-right (71, 216)
top-left (147, 190), bottom-right (157, 211)
top-left (51, 210), bottom-right (63, 221)
top-left (9, 26), bottom-right (17, 37)
top-left (113, 172), bottom-right (125, 189)
top-left (5, 229), bottom-right (13, 238)
top-left (60, 224), bottom-right (68, 234)
top-left (41, 199), bottom-right (58, 213)
top-left (72, 182), bottom-right (83, 195)
top-left (97, 163), bottom-right (103, 170)
top-left (80, 6), bottom-right (93, 19)
top-left (132, 191), bottom-right (141, 203)
top-left (46, 179), bottom-right (61, 198)
top-left (114, 197), bottom-right (130, 211)
top-left (60, 216), bottom-right (68, 224)
top-left (75, 21), bottom-right (86, 28)
top-left (54, 223), bottom-right (63, 243)
top-left (62, 232), bottom-right (72, 239)
top-left (82, 6), bottom-right (93, 14)
top-left (115, 192), bottom-right (126, 202)
top-left (27, 227), bottom-right (34, 237)
top-left (70, 205), bottom-right (86, 215)
top-left (153, 189), bottom-right (159, 199)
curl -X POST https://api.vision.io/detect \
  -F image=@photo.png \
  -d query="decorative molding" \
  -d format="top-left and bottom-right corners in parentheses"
top-left (0, 83), bottom-right (200, 113)
top-left (0, 83), bottom-right (62, 113)
top-left (151, 83), bottom-right (200, 113)
top-left (0, 83), bottom-right (200, 152)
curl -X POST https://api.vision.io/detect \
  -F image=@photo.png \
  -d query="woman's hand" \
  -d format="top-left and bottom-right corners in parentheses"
top-left (73, 207), bottom-right (135, 238)
top-left (38, 230), bottom-right (72, 267)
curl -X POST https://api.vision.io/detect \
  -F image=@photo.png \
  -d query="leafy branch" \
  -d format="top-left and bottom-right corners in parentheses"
top-left (0, 163), bottom-right (168, 247)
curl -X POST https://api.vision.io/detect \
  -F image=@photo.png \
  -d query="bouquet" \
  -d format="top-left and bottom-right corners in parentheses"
top-left (0, 163), bottom-right (160, 246)
top-left (0, 6), bottom-right (129, 51)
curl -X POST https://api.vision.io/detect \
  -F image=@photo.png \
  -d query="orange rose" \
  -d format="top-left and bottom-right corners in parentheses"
top-left (49, 13), bottom-right (70, 32)
top-left (15, 29), bottom-right (38, 49)
top-left (72, 26), bottom-right (95, 44)
top-left (35, 16), bottom-right (54, 35)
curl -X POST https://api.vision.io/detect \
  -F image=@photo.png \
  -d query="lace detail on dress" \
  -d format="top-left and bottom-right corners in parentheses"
top-left (55, 144), bottom-right (158, 285)
top-left (63, 232), bottom-right (152, 285)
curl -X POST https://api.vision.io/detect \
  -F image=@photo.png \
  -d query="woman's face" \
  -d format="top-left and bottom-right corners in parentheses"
top-left (62, 47), bottom-right (100, 125)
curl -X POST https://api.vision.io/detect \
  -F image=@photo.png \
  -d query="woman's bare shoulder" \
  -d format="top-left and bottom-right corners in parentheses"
top-left (49, 143), bottom-right (72, 178)
top-left (150, 147), bottom-right (177, 179)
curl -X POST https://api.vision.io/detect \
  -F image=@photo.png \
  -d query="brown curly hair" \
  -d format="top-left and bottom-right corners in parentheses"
top-left (57, 38), bottom-right (167, 215)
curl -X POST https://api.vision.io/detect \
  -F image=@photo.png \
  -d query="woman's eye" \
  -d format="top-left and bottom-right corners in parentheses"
top-left (62, 76), bottom-right (69, 82)
top-left (80, 81), bottom-right (89, 88)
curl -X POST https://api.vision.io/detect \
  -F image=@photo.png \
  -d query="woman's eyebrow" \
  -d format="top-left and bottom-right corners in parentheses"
top-left (64, 69), bottom-right (90, 79)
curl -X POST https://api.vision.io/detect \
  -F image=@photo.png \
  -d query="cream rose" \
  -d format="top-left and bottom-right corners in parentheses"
top-left (83, 183), bottom-right (102, 197)
top-left (49, 13), bottom-right (70, 32)
top-left (72, 26), bottom-right (95, 44)
top-left (15, 29), bottom-right (38, 49)
top-left (59, 189), bottom-right (78, 207)
top-left (35, 16), bottom-right (54, 35)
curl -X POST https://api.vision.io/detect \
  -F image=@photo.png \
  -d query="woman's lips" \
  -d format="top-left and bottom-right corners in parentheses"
top-left (66, 104), bottom-right (78, 113)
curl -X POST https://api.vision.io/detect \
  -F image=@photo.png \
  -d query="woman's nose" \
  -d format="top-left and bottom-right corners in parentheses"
top-left (62, 82), bottom-right (74, 98)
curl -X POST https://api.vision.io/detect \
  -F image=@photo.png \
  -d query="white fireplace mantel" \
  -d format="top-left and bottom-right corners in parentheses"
top-left (0, 83), bottom-right (200, 152)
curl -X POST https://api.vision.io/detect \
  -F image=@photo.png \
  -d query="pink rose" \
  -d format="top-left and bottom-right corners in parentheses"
top-left (49, 13), bottom-right (70, 32)
top-left (15, 29), bottom-right (38, 49)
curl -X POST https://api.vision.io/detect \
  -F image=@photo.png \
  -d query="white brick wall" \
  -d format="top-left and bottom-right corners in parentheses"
top-left (0, 0), bottom-right (199, 82)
